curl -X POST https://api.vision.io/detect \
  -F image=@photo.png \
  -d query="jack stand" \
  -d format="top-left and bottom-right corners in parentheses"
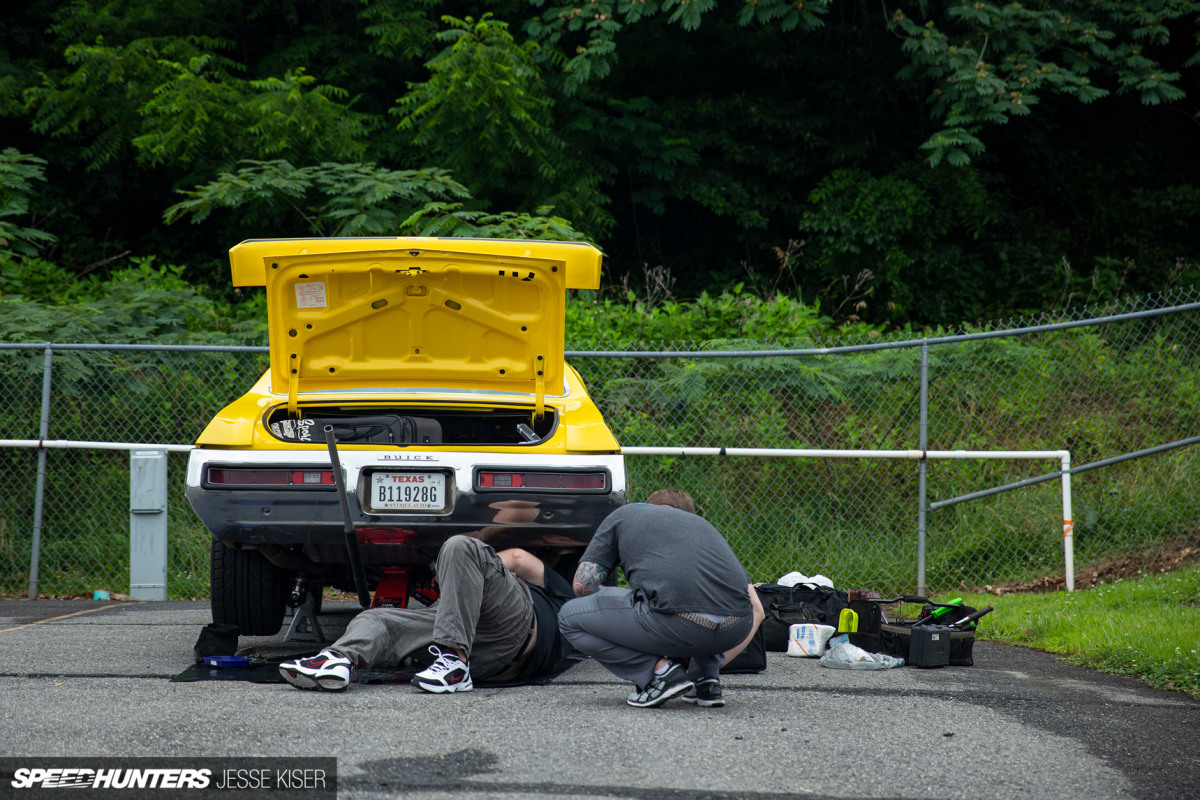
top-left (285, 589), bottom-right (326, 643)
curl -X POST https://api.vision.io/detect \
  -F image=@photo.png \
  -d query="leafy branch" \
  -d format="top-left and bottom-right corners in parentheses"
top-left (164, 160), bottom-right (471, 236)
top-left (0, 149), bottom-right (58, 263)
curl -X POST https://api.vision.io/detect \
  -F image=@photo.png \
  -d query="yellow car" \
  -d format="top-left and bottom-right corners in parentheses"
top-left (185, 238), bottom-right (626, 635)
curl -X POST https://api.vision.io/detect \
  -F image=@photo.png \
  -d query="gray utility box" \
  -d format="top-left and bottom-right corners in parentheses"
top-left (907, 625), bottom-right (953, 668)
top-left (129, 449), bottom-right (168, 601)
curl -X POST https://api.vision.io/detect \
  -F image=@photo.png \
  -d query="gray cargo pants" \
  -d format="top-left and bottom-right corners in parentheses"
top-left (330, 535), bottom-right (535, 679)
top-left (557, 587), bottom-right (752, 689)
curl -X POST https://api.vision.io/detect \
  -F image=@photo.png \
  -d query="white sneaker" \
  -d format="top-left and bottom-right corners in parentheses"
top-left (411, 645), bottom-right (473, 693)
top-left (279, 649), bottom-right (353, 692)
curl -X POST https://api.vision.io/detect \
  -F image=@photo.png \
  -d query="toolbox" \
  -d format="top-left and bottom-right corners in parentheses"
top-left (906, 625), bottom-right (954, 668)
top-left (878, 620), bottom-right (976, 666)
top-left (844, 595), bottom-right (990, 667)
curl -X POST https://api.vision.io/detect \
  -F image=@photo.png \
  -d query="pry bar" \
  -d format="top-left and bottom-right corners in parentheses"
top-left (325, 425), bottom-right (372, 608)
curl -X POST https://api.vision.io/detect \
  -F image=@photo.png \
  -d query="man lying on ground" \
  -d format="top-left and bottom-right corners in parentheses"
top-left (279, 535), bottom-right (574, 693)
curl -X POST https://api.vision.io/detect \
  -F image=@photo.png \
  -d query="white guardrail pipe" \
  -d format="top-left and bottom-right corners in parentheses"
top-left (623, 446), bottom-right (1075, 592)
top-left (0, 440), bottom-right (196, 453)
top-left (2, 441), bottom-right (1075, 594)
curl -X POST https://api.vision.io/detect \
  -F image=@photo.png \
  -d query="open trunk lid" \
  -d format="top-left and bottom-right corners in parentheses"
top-left (228, 238), bottom-right (602, 416)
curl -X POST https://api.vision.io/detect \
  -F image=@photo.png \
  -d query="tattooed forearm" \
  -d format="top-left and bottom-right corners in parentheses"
top-left (573, 561), bottom-right (610, 597)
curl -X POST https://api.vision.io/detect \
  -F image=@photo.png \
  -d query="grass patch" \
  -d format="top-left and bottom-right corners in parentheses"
top-left (935, 565), bottom-right (1200, 699)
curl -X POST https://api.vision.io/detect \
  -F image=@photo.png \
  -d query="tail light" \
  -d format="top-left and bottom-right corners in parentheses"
top-left (476, 470), bottom-right (608, 492)
top-left (206, 467), bottom-right (335, 487)
top-left (358, 527), bottom-right (417, 544)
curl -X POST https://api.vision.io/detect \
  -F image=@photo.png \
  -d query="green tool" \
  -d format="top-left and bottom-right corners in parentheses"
top-left (912, 597), bottom-right (962, 626)
top-left (928, 597), bottom-right (962, 620)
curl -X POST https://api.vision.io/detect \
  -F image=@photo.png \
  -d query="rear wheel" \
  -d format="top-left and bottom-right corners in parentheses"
top-left (210, 541), bottom-right (288, 636)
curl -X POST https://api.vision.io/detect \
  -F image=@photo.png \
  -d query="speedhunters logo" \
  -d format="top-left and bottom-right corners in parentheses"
top-left (12, 768), bottom-right (211, 789)
top-left (1, 759), bottom-right (335, 798)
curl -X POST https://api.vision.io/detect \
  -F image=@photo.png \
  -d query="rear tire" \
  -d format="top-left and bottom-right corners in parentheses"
top-left (210, 541), bottom-right (288, 636)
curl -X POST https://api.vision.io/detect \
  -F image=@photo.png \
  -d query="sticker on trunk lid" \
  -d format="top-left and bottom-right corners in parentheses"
top-left (295, 281), bottom-right (327, 308)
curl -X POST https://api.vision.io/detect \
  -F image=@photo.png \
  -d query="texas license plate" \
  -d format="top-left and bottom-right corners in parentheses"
top-left (367, 471), bottom-right (446, 511)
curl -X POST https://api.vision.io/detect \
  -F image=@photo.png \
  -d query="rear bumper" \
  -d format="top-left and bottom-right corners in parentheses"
top-left (185, 485), bottom-right (623, 546)
top-left (185, 447), bottom-right (625, 566)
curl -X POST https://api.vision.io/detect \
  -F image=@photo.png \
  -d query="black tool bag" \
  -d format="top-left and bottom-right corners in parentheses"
top-left (193, 622), bottom-right (239, 664)
top-left (755, 583), bottom-right (849, 652)
top-left (877, 621), bottom-right (976, 667)
top-left (844, 597), bottom-right (886, 653)
top-left (844, 596), bottom-right (978, 666)
top-left (720, 625), bottom-right (766, 674)
top-left (271, 415), bottom-right (442, 445)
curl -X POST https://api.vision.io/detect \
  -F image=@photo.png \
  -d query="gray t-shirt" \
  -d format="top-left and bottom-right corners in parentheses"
top-left (580, 503), bottom-right (752, 616)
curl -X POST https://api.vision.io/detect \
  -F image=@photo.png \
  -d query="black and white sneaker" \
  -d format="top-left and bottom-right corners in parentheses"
top-left (279, 649), bottom-right (353, 692)
top-left (626, 661), bottom-right (694, 708)
top-left (411, 645), bottom-right (473, 693)
top-left (682, 678), bottom-right (725, 707)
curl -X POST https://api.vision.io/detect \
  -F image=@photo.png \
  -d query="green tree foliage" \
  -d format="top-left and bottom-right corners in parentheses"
top-left (524, 0), bottom-right (1200, 317)
top-left (394, 13), bottom-right (611, 234)
top-left (1, 257), bottom-right (265, 344)
top-left (564, 285), bottom-right (860, 348)
top-left (23, 2), bottom-right (371, 174)
top-left (0, 0), bottom-right (1197, 328)
top-left (403, 205), bottom-right (590, 240)
top-left (396, 16), bottom-right (558, 187)
top-left (527, 0), bottom-right (834, 92)
top-left (360, 0), bottom-right (442, 61)
top-left (530, 0), bottom-right (1195, 166)
top-left (165, 158), bottom-right (592, 241)
top-left (134, 65), bottom-right (371, 169)
top-left (890, 1), bottom-right (1193, 167)
top-left (0, 148), bottom-right (57, 263)
top-left (23, 10), bottom-right (201, 169)
top-left (164, 160), bottom-right (469, 236)
top-left (799, 164), bottom-right (1010, 324)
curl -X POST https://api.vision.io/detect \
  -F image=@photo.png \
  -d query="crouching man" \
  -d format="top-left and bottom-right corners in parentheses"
top-left (279, 535), bottom-right (574, 693)
top-left (557, 489), bottom-right (765, 708)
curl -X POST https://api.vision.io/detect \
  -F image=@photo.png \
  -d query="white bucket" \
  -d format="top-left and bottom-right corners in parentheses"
top-left (787, 623), bottom-right (836, 657)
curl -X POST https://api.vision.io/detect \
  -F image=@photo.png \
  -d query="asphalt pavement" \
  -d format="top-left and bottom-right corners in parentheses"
top-left (0, 599), bottom-right (1197, 800)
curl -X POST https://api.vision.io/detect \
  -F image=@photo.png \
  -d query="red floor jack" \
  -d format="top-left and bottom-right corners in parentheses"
top-left (372, 568), bottom-right (439, 609)
top-left (373, 568), bottom-right (410, 608)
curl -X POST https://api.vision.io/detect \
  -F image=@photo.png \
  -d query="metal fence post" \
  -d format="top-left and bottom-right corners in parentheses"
top-left (129, 448), bottom-right (168, 600)
top-left (1061, 453), bottom-right (1074, 593)
top-left (917, 342), bottom-right (929, 597)
top-left (27, 347), bottom-right (53, 600)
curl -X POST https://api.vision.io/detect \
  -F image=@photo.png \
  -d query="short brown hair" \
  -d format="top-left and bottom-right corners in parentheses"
top-left (644, 488), bottom-right (695, 514)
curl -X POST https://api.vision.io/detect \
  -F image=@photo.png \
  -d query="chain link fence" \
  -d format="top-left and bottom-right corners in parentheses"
top-left (2, 290), bottom-right (1198, 599)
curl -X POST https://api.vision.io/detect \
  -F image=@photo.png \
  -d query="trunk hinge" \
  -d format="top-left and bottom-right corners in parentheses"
top-left (534, 354), bottom-right (546, 421)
